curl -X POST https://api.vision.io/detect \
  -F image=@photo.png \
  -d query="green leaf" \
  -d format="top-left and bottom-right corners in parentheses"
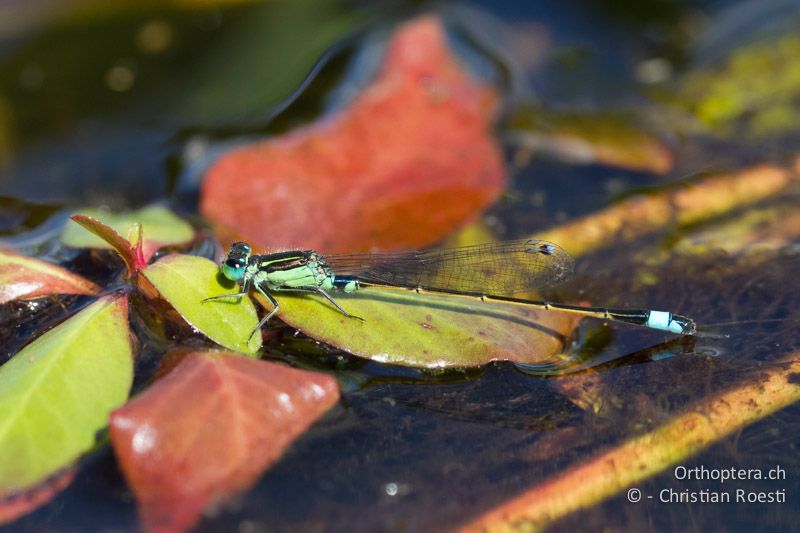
top-left (0, 295), bottom-right (134, 492)
top-left (140, 255), bottom-right (262, 356)
top-left (254, 288), bottom-right (579, 368)
top-left (62, 205), bottom-right (194, 260)
top-left (180, 0), bottom-right (368, 124)
top-left (674, 32), bottom-right (800, 138)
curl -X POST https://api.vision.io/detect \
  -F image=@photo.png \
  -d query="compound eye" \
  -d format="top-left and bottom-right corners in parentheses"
top-left (221, 261), bottom-right (245, 281)
top-left (231, 241), bottom-right (251, 254)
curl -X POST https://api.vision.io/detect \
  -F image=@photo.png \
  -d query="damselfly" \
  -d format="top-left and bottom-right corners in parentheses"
top-left (203, 239), bottom-right (696, 341)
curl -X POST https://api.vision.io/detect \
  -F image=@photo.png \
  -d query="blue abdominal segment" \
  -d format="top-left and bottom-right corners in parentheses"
top-left (332, 275), bottom-right (359, 293)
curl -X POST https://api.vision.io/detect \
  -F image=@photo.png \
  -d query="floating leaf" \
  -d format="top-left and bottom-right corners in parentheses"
top-left (0, 249), bottom-right (99, 304)
top-left (0, 470), bottom-right (75, 526)
top-left (676, 33), bottom-right (800, 138)
top-left (110, 351), bottom-right (340, 533)
top-left (63, 206), bottom-right (194, 261)
top-left (139, 254), bottom-right (261, 355)
top-left (253, 288), bottom-right (579, 368)
top-left (179, 0), bottom-right (368, 124)
top-left (0, 295), bottom-right (133, 519)
top-left (201, 16), bottom-right (504, 253)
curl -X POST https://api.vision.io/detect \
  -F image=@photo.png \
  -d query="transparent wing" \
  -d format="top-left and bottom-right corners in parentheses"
top-left (321, 239), bottom-right (574, 295)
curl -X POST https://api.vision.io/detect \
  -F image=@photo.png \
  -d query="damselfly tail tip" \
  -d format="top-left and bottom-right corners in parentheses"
top-left (673, 314), bottom-right (696, 336)
top-left (647, 311), bottom-right (696, 335)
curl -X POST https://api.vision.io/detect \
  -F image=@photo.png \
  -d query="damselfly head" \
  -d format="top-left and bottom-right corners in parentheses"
top-left (220, 241), bottom-right (251, 282)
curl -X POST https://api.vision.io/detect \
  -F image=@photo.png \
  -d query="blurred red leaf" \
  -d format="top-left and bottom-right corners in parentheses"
top-left (109, 351), bottom-right (340, 533)
top-left (0, 249), bottom-right (99, 304)
top-left (201, 15), bottom-right (504, 253)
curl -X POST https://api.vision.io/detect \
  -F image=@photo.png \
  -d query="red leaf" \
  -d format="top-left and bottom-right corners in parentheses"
top-left (0, 249), bottom-right (99, 304)
top-left (0, 469), bottom-right (75, 526)
top-left (109, 352), bottom-right (340, 533)
top-left (70, 215), bottom-right (147, 275)
top-left (201, 16), bottom-right (504, 253)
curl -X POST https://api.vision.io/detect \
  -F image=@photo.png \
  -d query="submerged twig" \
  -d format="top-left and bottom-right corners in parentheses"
top-left (539, 164), bottom-right (795, 258)
top-left (461, 352), bottom-right (800, 532)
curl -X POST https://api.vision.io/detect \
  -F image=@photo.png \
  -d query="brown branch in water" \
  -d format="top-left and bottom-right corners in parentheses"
top-left (538, 164), bottom-right (795, 258)
top-left (460, 353), bottom-right (800, 532)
